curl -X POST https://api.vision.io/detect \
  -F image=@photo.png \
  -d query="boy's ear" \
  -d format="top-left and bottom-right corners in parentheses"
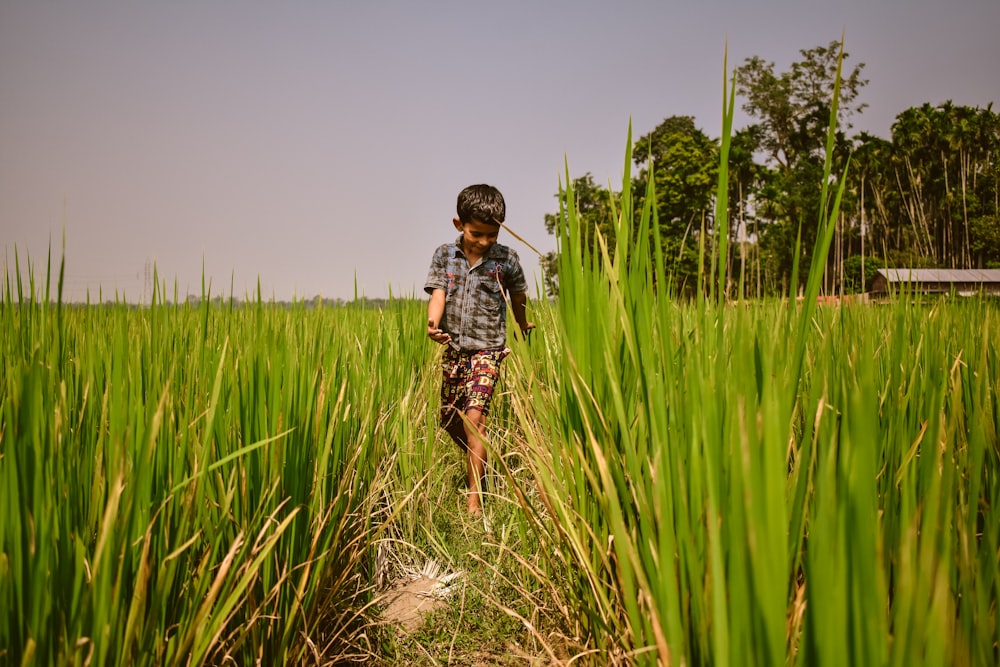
top-left (452, 217), bottom-right (464, 231)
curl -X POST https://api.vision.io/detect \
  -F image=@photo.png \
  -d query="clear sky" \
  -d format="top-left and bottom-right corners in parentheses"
top-left (2, 1), bottom-right (998, 302)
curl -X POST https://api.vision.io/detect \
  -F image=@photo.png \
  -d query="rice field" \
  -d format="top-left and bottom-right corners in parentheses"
top-left (499, 192), bottom-right (1000, 664)
top-left (3, 51), bottom-right (999, 666)
top-left (1, 265), bottom-right (439, 665)
top-left (4, 231), bottom-right (1000, 667)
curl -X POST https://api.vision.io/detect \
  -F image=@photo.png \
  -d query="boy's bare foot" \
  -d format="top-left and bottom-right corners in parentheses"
top-left (467, 493), bottom-right (482, 515)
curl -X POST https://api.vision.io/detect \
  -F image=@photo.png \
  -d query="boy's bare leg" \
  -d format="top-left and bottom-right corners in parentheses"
top-left (442, 407), bottom-right (487, 514)
top-left (463, 408), bottom-right (488, 515)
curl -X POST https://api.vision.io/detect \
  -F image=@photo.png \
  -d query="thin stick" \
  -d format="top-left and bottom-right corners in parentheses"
top-left (500, 223), bottom-right (545, 259)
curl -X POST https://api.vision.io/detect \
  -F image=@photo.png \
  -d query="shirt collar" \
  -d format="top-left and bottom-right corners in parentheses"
top-left (453, 235), bottom-right (502, 260)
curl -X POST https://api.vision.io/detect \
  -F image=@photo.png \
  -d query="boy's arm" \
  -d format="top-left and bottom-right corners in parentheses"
top-left (504, 249), bottom-right (533, 338)
top-left (427, 288), bottom-right (452, 346)
top-left (510, 292), bottom-right (535, 338)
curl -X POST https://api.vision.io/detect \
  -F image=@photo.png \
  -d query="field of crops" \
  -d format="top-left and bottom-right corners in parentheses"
top-left (4, 58), bottom-right (999, 665)
top-left (0, 266), bottom-right (441, 663)
top-left (4, 234), bottom-right (999, 667)
top-left (502, 197), bottom-right (1000, 664)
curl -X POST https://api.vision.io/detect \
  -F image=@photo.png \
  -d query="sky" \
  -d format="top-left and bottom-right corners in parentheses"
top-left (2, 1), bottom-right (998, 303)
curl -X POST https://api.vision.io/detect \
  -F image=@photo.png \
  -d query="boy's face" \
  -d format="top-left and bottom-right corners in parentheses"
top-left (453, 217), bottom-right (500, 256)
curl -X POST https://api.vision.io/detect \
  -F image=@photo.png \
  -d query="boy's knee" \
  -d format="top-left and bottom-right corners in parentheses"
top-left (464, 408), bottom-right (487, 434)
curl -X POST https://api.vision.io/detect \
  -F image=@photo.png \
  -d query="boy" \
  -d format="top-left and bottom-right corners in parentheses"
top-left (425, 184), bottom-right (535, 515)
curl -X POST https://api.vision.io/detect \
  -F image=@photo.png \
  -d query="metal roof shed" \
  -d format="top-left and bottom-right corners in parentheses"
top-left (870, 269), bottom-right (1000, 297)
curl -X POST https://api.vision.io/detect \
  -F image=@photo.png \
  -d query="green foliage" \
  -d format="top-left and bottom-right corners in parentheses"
top-left (866, 102), bottom-right (1000, 267)
top-left (544, 40), bottom-right (998, 295)
top-left (542, 173), bottom-right (619, 296)
top-left (734, 40), bottom-right (866, 290)
top-left (841, 254), bottom-right (881, 293)
top-left (735, 41), bottom-right (867, 170)
top-left (969, 214), bottom-right (1000, 267)
top-left (542, 117), bottom-right (719, 297)
top-left (0, 264), bottom-right (431, 665)
top-left (633, 115), bottom-right (720, 294)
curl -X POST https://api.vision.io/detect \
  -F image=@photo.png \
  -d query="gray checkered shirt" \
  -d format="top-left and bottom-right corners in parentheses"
top-left (424, 236), bottom-right (529, 351)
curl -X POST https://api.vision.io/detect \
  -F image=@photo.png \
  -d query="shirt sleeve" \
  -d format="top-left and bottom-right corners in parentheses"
top-left (505, 248), bottom-right (529, 295)
top-left (424, 245), bottom-right (450, 295)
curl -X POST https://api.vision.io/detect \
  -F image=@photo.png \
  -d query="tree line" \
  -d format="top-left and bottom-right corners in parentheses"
top-left (542, 41), bottom-right (1000, 297)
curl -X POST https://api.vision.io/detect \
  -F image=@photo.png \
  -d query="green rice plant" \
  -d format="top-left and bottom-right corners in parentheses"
top-left (499, 38), bottom-right (1000, 666)
top-left (0, 254), bottom-right (433, 665)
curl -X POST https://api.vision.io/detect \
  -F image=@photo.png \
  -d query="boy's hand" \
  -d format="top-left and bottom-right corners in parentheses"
top-left (516, 321), bottom-right (536, 340)
top-left (427, 320), bottom-right (452, 346)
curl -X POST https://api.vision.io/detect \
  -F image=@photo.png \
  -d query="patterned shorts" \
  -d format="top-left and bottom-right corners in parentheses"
top-left (439, 347), bottom-right (510, 427)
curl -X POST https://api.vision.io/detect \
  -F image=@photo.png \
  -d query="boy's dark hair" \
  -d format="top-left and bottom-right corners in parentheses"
top-left (457, 184), bottom-right (505, 226)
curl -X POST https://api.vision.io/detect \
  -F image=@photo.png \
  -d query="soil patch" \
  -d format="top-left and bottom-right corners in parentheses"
top-left (379, 574), bottom-right (450, 634)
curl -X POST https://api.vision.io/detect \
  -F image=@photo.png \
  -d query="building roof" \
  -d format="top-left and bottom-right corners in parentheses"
top-left (875, 268), bottom-right (1000, 283)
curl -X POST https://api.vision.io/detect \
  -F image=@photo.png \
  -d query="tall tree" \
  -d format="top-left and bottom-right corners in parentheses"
top-left (542, 119), bottom-right (718, 296)
top-left (967, 104), bottom-right (1000, 266)
top-left (632, 116), bottom-right (719, 294)
top-left (890, 102), bottom-right (1000, 268)
top-left (727, 126), bottom-right (768, 296)
top-left (735, 40), bottom-right (867, 292)
top-left (541, 173), bottom-right (617, 295)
